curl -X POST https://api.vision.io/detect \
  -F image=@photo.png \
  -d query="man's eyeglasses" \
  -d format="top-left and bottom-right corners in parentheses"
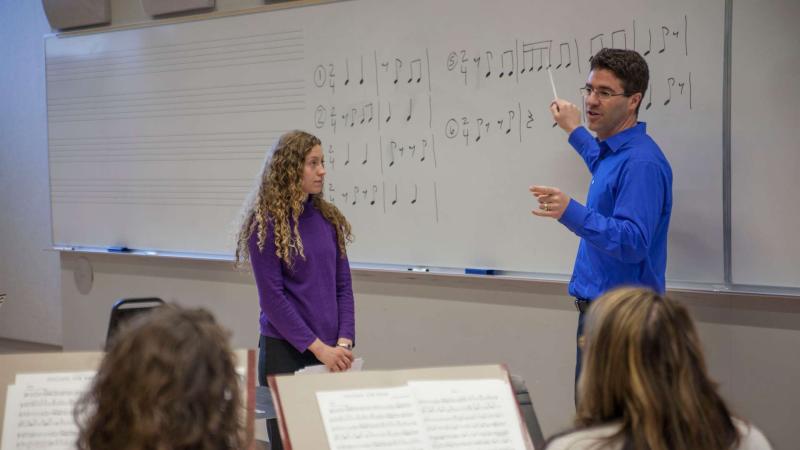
top-left (579, 86), bottom-right (628, 100)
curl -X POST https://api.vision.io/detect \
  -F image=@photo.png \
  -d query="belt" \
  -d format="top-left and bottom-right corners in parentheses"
top-left (574, 298), bottom-right (591, 314)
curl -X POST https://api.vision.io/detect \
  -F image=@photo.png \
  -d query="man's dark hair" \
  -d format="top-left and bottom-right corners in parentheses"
top-left (590, 48), bottom-right (649, 114)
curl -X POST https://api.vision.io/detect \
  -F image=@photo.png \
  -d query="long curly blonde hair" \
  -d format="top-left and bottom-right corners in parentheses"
top-left (235, 130), bottom-right (352, 267)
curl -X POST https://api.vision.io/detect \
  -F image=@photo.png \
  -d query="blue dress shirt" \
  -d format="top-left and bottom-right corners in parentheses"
top-left (558, 122), bottom-right (672, 300)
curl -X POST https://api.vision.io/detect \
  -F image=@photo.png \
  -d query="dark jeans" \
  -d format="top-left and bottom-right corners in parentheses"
top-left (574, 299), bottom-right (590, 407)
top-left (259, 335), bottom-right (321, 450)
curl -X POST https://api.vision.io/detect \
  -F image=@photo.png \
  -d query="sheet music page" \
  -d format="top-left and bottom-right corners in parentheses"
top-left (408, 379), bottom-right (527, 450)
top-left (15, 371), bottom-right (96, 386)
top-left (316, 386), bottom-right (431, 450)
top-left (2, 377), bottom-right (92, 450)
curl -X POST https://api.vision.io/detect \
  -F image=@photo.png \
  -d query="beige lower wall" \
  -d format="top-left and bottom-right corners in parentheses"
top-left (61, 252), bottom-right (800, 449)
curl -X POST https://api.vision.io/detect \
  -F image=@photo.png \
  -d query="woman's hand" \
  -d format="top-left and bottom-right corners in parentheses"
top-left (309, 338), bottom-right (353, 372)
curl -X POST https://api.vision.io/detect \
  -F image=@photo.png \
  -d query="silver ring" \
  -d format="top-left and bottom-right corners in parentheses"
top-left (544, 203), bottom-right (550, 212)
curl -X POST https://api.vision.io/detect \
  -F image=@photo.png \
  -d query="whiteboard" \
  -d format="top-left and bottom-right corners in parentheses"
top-left (731, 0), bottom-right (800, 289)
top-left (46, 0), bottom-right (725, 284)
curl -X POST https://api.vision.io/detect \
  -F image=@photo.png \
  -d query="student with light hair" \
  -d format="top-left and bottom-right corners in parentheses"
top-left (546, 287), bottom-right (771, 450)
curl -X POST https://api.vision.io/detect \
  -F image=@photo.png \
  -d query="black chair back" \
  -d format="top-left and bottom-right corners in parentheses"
top-left (105, 297), bottom-right (165, 350)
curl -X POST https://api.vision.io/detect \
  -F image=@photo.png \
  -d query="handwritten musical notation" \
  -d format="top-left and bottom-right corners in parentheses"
top-left (314, 95), bottom-right (432, 134)
top-left (312, 51), bottom-right (432, 96)
top-left (324, 181), bottom-right (438, 221)
top-left (445, 15), bottom-right (689, 88)
top-left (309, 13), bottom-right (695, 225)
top-left (311, 48), bottom-right (440, 224)
top-left (444, 103), bottom-right (533, 146)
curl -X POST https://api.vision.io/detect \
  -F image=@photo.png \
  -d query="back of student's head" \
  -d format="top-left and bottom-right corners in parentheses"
top-left (75, 304), bottom-right (244, 450)
top-left (576, 287), bottom-right (738, 450)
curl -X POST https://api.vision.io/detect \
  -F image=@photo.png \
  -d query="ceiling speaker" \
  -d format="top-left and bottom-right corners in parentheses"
top-left (41, 0), bottom-right (110, 30)
top-left (140, 0), bottom-right (215, 17)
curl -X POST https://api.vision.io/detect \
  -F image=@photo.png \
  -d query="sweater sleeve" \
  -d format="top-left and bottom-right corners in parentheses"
top-left (335, 244), bottom-right (356, 344)
top-left (249, 226), bottom-right (316, 352)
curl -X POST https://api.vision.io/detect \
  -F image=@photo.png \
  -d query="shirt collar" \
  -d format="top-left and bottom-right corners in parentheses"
top-left (597, 121), bottom-right (647, 153)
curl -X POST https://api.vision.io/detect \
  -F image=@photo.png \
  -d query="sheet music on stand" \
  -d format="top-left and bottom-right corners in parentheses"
top-left (316, 379), bottom-right (527, 450)
top-left (1, 371), bottom-right (95, 450)
top-left (269, 364), bottom-right (535, 450)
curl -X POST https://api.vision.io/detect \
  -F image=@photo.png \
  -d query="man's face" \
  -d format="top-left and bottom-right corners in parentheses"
top-left (584, 68), bottom-right (641, 140)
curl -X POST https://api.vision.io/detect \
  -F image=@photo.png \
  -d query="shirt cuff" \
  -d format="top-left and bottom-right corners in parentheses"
top-left (568, 126), bottom-right (594, 150)
top-left (558, 198), bottom-right (589, 234)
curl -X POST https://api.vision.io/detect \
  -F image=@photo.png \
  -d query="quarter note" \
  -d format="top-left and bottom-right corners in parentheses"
top-left (359, 55), bottom-right (365, 84)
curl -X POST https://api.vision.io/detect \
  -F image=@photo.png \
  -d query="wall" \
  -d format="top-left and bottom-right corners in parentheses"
top-left (0, 0), bottom-right (61, 345)
top-left (1, 1), bottom-right (799, 448)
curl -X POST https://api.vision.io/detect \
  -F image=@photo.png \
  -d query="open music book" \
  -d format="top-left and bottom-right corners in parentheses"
top-left (269, 364), bottom-right (535, 450)
top-left (0, 350), bottom-right (256, 450)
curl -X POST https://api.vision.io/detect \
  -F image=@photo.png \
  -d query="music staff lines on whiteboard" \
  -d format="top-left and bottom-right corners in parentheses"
top-left (49, 131), bottom-right (281, 147)
top-left (50, 178), bottom-right (250, 206)
top-left (49, 142), bottom-right (266, 157)
top-left (49, 103), bottom-right (305, 124)
top-left (47, 79), bottom-right (304, 107)
top-left (47, 47), bottom-right (305, 83)
top-left (48, 93), bottom-right (305, 121)
top-left (47, 39), bottom-right (305, 80)
top-left (46, 29), bottom-right (303, 66)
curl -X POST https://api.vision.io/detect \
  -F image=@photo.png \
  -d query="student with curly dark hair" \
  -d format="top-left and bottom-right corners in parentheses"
top-left (74, 304), bottom-right (244, 450)
top-left (235, 130), bottom-right (355, 450)
top-left (546, 287), bottom-right (771, 450)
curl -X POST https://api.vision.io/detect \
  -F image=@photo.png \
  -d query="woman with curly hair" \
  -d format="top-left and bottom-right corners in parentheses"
top-left (74, 304), bottom-right (244, 450)
top-left (546, 287), bottom-right (771, 450)
top-left (235, 130), bottom-right (355, 449)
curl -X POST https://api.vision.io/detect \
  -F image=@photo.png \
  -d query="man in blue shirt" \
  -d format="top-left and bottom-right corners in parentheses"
top-left (530, 48), bottom-right (673, 390)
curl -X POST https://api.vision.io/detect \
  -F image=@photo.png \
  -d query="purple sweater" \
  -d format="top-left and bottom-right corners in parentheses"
top-left (248, 198), bottom-right (355, 352)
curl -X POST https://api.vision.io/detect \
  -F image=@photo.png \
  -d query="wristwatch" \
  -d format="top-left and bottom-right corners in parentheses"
top-left (336, 342), bottom-right (353, 350)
